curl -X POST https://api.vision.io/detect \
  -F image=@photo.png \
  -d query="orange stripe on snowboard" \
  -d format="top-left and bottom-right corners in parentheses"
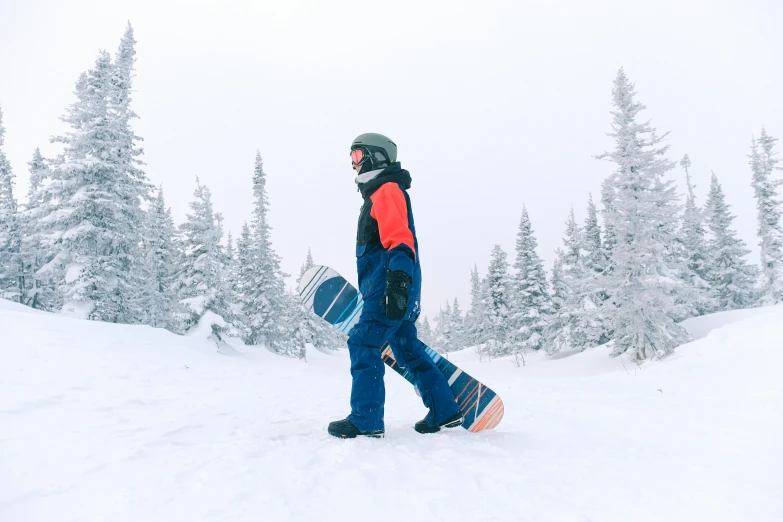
top-left (469, 397), bottom-right (504, 432)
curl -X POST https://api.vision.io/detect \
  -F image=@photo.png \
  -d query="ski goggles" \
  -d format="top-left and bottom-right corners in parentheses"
top-left (350, 148), bottom-right (368, 165)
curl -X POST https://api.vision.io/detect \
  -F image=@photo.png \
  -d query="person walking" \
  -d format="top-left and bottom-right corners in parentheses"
top-left (328, 133), bottom-right (463, 439)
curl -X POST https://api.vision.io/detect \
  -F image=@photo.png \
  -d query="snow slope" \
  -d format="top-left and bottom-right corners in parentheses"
top-left (1, 299), bottom-right (782, 522)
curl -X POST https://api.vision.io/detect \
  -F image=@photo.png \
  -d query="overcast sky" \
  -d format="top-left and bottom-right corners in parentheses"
top-left (1, 0), bottom-right (781, 320)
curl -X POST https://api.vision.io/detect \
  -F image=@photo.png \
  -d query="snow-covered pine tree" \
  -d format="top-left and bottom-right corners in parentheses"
top-left (430, 307), bottom-right (444, 351)
top-left (282, 290), bottom-right (345, 359)
top-left (547, 251), bottom-right (567, 351)
top-left (221, 229), bottom-right (240, 325)
top-left (675, 153), bottom-right (714, 316)
top-left (105, 23), bottom-right (150, 321)
top-left (0, 105), bottom-right (21, 302)
top-left (482, 244), bottom-right (512, 359)
top-left (596, 69), bottom-right (689, 361)
top-left (600, 179), bottom-right (617, 263)
top-left (435, 301), bottom-right (454, 352)
top-left (231, 222), bottom-right (255, 340)
top-left (546, 207), bottom-right (602, 353)
top-left (297, 248), bottom-right (314, 285)
top-left (582, 194), bottom-right (611, 344)
top-left (579, 193), bottom-right (611, 345)
top-left (18, 148), bottom-right (56, 309)
top-left (226, 231), bottom-right (235, 263)
top-left (231, 152), bottom-right (329, 356)
top-left (231, 153), bottom-right (293, 352)
top-left (704, 171), bottom-right (759, 310)
top-left (138, 186), bottom-right (179, 329)
top-left (26, 149), bottom-right (49, 209)
top-left (175, 178), bottom-right (228, 331)
top-left (416, 315), bottom-right (435, 346)
top-left (213, 212), bottom-right (233, 316)
top-left (550, 255), bottom-right (567, 313)
top-left (475, 274), bottom-right (494, 357)
top-left (750, 128), bottom-right (783, 304)
top-left (582, 193), bottom-right (606, 276)
top-left (450, 298), bottom-right (466, 352)
top-left (509, 207), bottom-right (554, 360)
top-left (37, 29), bottom-right (150, 322)
top-left (464, 264), bottom-right (484, 347)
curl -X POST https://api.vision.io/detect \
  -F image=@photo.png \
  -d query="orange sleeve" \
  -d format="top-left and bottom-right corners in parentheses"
top-left (370, 183), bottom-right (417, 259)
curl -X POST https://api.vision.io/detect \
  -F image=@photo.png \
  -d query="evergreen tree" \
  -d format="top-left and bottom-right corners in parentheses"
top-left (231, 153), bottom-right (293, 352)
top-left (750, 128), bottom-right (783, 304)
top-left (138, 186), bottom-right (179, 329)
top-left (582, 193), bottom-right (606, 275)
top-left (434, 299), bottom-right (468, 352)
top-left (476, 275), bottom-right (493, 354)
top-left (509, 207), bottom-right (553, 359)
top-left (0, 107), bottom-right (13, 212)
top-left (112, 24), bottom-right (137, 111)
top-left (213, 212), bottom-right (232, 316)
top-left (0, 105), bottom-right (22, 302)
top-left (416, 315), bottom-right (435, 346)
top-left (450, 298), bottom-right (466, 352)
top-left (482, 244), bottom-right (512, 358)
top-left (434, 301), bottom-right (454, 352)
top-left (596, 68), bottom-right (689, 361)
top-left (36, 29), bottom-right (150, 322)
top-left (175, 178), bottom-right (228, 331)
top-left (225, 231), bottom-right (235, 269)
top-left (297, 248), bottom-right (314, 284)
top-left (231, 223), bottom-right (255, 340)
top-left (676, 153), bottom-right (714, 315)
top-left (704, 172), bottom-right (759, 310)
top-left (18, 148), bottom-right (55, 309)
top-left (546, 208), bottom-right (603, 353)
top-left (561, 207), bottom-right (582, 269)
top-left (26, 148), bottom-right (50, 208)
top-left (547, 251), bottom-right (568, 351)
top-left (431, 307), bottom-right (444, 350)
top-left (580, 193), bottom-right (611, 343)
top-left (282, 291), bottom-right (345, 359)
top-left (229, 153), bottom-right (332, 356)
top-left (600, 178), bottom-right (617, 263)
top-left (464, 264), bottom-right (487, 346)
top-left (550, 255), bottom-right (567, 313)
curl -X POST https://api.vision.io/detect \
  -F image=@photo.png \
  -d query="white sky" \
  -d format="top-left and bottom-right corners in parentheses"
top-left (1, 0), bottom-right (781, 320)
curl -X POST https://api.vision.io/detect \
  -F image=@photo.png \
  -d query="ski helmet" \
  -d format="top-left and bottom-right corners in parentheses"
top-left (351, 133), bottom-right (398, 170)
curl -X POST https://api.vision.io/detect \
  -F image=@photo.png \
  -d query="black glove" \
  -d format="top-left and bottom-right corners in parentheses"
top-left (384, 270), bottom-right (412, 321)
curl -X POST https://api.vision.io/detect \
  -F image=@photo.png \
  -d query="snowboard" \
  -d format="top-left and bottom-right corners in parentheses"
top-left (298, 265), bottom-right (504, 433)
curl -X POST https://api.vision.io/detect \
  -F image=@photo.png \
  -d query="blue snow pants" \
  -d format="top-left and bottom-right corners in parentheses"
top-left (347, 313), bottom-right (460, 433)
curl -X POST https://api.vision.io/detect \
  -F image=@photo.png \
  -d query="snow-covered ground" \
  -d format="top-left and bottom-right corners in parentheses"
top-left (1, 300), bottom-right (781, 522)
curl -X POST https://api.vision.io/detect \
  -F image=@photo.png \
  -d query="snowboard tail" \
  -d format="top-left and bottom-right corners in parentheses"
top-left (298, 265), bottom-right (504, 432)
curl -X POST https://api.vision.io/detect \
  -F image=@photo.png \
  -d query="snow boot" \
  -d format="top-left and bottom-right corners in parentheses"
top-left (414, 412), bottom-right (464, 434)
top-left (328, 418), bottom-right (384, 439)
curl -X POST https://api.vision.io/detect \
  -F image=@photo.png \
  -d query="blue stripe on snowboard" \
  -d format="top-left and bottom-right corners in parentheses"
top-left (300, 266), bottom-right (327, 301)
top-left (303, 267), bottom-right (331, 306)
top-left (332, 293), bottom-right (359, 326)
top-left (323, 285), bottom-right (359, 325)
top-left (339, 300), bottom-right (363, 333)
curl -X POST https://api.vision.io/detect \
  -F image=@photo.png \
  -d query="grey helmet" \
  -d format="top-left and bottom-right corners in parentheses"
top-left (351, 133), bottom-right (397, 171)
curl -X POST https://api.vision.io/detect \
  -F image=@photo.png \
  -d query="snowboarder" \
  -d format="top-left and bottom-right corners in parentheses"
top-left (328, 133), bottom-right (464, 438)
